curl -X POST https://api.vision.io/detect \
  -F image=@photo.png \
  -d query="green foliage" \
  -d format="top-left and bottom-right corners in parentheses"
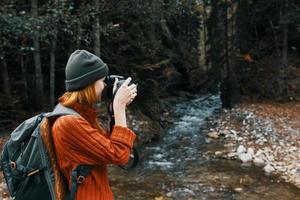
top-left (0, 0), bottom-right (201, 109)
top-left (0, 1), bottom-right (76, 51)
top-left (1, 0), bottom-right (299, 110)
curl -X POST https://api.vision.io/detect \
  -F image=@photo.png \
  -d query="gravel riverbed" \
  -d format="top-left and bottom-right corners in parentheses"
top-left (204, 101), bottom-right (300, 188)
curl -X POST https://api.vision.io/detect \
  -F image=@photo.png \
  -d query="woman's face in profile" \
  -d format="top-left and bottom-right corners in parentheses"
top-left (94, 77), bottom-right (106, 100)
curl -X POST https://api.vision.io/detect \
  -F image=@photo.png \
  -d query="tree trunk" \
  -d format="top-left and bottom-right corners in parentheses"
top-left (228, 0), bottom-right (240, 106)
top-left (282, 0), bottom-right (288, 71)
top-left (93, 0), bottom-right (101, 56)
top-left (282, 21), bottom-right (288, 68)
top-left (20, 53), bottom-right (29, 104)
top-left (237, 0), bottom-right (251, 54)
top-left (77, 22), bottom-right (83, 48)
top-left (282, 0), bottom-right (289, 99)
top-left (50, 36), bottom-right (57, 107)
top-left (207, 0), bottom-right (221, 73)
top-left (149, 0), bottom-right (160, 41)
top-left (276, 0), bottom-right (289, 99)
top-left (49, 0), bottom-right (59, 107)
top-left (220, 0), bottom-right (232, 108)
top-left (197, 4), bottom-right (207, 72)
top-left (224, 0), bottom-right (230, 79)
top-left (149, 1), bottom-right (155, 41)
top-left (31, 0), bottom-right (44, 109)
top-left (203, 2), bottom-right (209, 70)
top-left (236, 0), bottom-right (251, 92)
top-left (207, 0), bottom-right (223, 97)
top-left (203, 1), bottom-right (212, 70)
top-left (160, 19), bottom-right (174, 44)
top-left (281, 0), bottom-right (288, 67)
top-left (0, 51), bottom-right (11, 96)
top-left (269, 19), bottom-right (281, 58)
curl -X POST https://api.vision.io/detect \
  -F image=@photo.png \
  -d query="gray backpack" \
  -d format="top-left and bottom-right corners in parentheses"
top-left (1, 104), bottom-right (92, 200)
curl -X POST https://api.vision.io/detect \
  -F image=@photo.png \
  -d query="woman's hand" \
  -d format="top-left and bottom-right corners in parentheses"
top-left (113, 77), bottom-right (137, 127)
top-left (113, 77), bottom-right (137, 110)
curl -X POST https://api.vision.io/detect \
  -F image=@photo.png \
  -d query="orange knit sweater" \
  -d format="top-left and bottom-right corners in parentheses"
top-left (52, 103), bottom-right (136, 200)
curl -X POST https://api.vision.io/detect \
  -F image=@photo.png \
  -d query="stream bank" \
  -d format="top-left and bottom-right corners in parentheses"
top-left (204, 101), bottom-right (300, 189)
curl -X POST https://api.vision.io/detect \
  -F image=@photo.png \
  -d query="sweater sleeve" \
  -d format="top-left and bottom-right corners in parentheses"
top-left (52, 115), bottom-right (136, 165)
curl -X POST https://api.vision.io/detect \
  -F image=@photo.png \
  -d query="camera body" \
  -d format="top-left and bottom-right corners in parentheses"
top-left (103, 75), bottom-right (127, 100)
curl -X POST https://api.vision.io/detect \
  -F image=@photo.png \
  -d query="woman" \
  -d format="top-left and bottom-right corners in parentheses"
top-left (52, 50), bottom-right (137, 200)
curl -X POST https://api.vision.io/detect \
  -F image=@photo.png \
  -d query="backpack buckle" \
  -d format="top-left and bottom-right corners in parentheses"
top-left (10, 161), bottom-right (16, 170)
top-left (27, 169), bottom-right (40, 177)
top-left (76, 176), bottom-right (85, 184)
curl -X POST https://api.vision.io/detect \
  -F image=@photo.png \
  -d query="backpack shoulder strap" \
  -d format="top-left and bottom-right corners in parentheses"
top-left (45, 103), bottom-right (81, 118)
top-left (43, 103), bottom-right (93, 200)
top-left (68, 165), bottom-right (93, 200)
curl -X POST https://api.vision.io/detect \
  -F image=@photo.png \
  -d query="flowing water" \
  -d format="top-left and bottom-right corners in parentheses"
top-left (109, 95), bottom-right (300, 200)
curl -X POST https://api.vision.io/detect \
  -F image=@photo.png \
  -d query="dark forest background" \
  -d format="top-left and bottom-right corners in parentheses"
top-left (1, 0), bottom-right (300, 132)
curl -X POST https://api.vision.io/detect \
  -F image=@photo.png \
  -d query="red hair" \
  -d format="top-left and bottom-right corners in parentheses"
top-left (59, 83), bottom-right (106, 134)
top-left (59, 83), bottom-right (97, 107)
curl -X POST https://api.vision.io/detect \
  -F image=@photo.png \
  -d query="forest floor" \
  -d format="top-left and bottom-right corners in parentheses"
top-left (204, 100), bottom-right (300, 188)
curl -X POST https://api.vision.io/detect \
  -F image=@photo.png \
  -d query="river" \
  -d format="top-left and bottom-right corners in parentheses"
top-left (109, 94), bottom-right (300, 200)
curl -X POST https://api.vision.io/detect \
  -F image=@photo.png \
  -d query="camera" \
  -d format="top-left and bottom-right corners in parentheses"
top-left (103, 75), bottom-right (140, 170)
top-left (103, 75), bottom-right (127, 100)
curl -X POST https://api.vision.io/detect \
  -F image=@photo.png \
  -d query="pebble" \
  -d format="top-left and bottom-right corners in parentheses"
top-left (234, 187), bottom-right (243, 192)
top-left (215, 151), bottom-right (223, 156)
top-left (253, 157), bottom-right (265, 166)
top-left (205, 138), bottom-right (212, 144)
top-left (207, 132), bottom-right (219, 139)
top-left (238, 152), bottom-right (253, 163)
top-left (237, 145), bottom-right (246, 154)
top-left (247, 148), bottom-right (255, 157)
top-left (227, 152), bottom-right (236, 158)
top-left (264, 164), bottom-right (275, 174)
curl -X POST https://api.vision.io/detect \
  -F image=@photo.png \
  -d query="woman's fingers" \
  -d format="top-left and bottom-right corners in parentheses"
top-left (128, 84), bottom-right (137, 94)
top-left (122, 77), bottom-right (132, 87)
top-left (114, 77), bottom-right (138, 106)
top-left (128, 83), bottom-right (136, 90)
top-left (127, 92), bottom-right (137, 105)
top-left (114, 78), bottom-right (118, 85)
top-left (131, 91), bottom-right (137, 97)
top-left (113, 78), bottom-right (118, 93)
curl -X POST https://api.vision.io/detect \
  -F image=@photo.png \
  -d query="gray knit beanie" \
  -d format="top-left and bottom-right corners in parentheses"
top-left (65, 50), bottom-right (109, 91)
